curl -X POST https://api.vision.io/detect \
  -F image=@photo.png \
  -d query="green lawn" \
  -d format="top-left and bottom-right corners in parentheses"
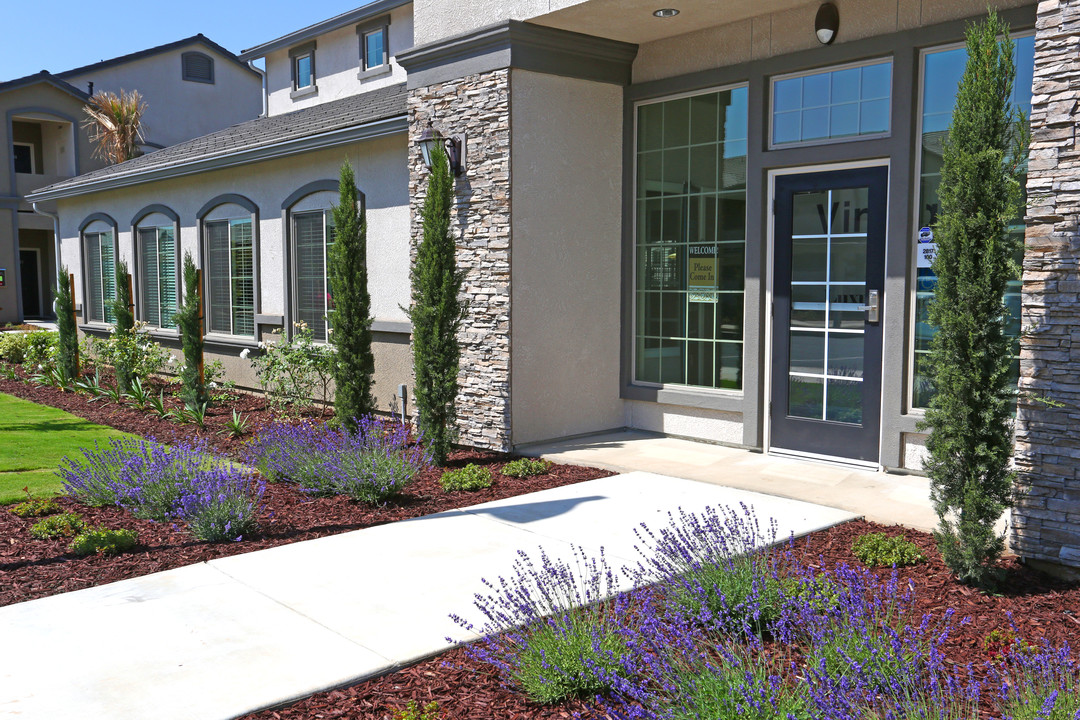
top-left (0, 393), bottom-right (136, 503)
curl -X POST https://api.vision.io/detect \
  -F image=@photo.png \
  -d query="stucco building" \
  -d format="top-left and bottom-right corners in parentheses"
top-left (27, 0), bottom-right (1080, 573)
top-left (1, 35), bottom-right (262, 326)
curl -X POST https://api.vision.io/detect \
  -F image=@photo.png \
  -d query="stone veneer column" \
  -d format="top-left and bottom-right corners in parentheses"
top-left (1013, 0), bottom-right (1080, 574)
top-left (407, 69), bottom-right (513, 451)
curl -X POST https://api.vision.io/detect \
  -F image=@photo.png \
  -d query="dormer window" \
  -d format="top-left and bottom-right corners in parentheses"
top-left (290, 42), bottom-right (317, 96)
top-left (357, 16), bottom-right (390, 78)
top-left (182, 51), bottom-right (214, 84)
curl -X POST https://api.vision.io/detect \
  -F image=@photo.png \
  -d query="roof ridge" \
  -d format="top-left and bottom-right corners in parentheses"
top-left (55, 34), bottom-right (258, 79)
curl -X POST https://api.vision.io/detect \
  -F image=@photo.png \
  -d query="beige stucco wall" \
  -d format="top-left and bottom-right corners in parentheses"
top-left (632, 0), bottom-right (1035, 83)
top-left (62, 46), bottom-right (262, 147)
top-left (52, 134), bottom-right (412, 406)
top-left (265, 4), bottom-right (413, 117)
top-left (626, 401), bottom-right (744, 445)
top-left (509, 70), bottom-right (624, 445)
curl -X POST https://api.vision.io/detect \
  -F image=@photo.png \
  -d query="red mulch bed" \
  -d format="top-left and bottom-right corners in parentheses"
top-left (0, 366), bottom-right (613, 607)
top-left (239, 520), bottom-right (1080, 720)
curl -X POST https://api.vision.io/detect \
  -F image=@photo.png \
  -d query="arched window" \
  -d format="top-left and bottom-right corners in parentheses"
top-left (131, 205), bottom-right (181, 330)
top-left (198, 194), bottom-right (259, 338)
top-left (79, 213), bottom-right (119, 324)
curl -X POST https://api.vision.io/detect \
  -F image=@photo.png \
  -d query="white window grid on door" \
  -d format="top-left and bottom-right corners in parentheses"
top-left (788, 187), bottom-right (866, 421)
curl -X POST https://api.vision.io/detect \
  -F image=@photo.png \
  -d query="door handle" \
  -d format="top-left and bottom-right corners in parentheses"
top-left (858, 289), bottom-right (880, 323)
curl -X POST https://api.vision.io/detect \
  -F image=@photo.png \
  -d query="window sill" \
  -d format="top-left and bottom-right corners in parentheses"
top-left (79, 323), bottom-right (113, 335)
top-left (290, 85), bottom-right (318, 100)
top-left (146, 328), bottom-right (180, 342)
top-left (357, 64), bottom-right (391, 81)
top-left (622, 382), bottom-right (744, 413)
top-left (203, 334), bottom-right (259, 351)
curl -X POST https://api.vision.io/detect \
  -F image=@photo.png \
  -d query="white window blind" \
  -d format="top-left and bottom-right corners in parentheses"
top-left (85, 231), bottom-right (115, 323)
top-left (206, 219), bottom-right (254, 336)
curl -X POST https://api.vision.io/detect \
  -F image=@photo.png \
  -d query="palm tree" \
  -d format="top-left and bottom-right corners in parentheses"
top-left (82, 90), bottom-right (147, 164)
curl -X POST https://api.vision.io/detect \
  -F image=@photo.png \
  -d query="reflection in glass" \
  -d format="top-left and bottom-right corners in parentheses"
top-left (790, 376), bottom-right (824, 419)
top-left (826, 380), bottom-right (863, 424)
top-left (635, 86), bottom-right (748, 390)
top-left (772, 60), bottom-right (892, 145)
top-left (913, 36), bottom-right (1033, 407)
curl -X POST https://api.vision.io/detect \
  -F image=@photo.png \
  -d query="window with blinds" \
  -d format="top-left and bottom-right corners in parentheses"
top-left (85, 231), bottom-right (115, 323)
top-left (205, 218), bottom-right (254, 337)
top-left (138, 226), bottom-right (177, 329)
top-left (293, 210), bottom-right (336, 341)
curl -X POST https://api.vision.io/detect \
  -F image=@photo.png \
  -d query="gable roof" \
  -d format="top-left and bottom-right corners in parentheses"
top-left (238, 0), bottom-right (411, 61)
top-left (27, 83), bottom-right (407, 201)
top-left (56, 34), bottom-right (259, 79)
top-left (0, 71), bottom-right (90, 101)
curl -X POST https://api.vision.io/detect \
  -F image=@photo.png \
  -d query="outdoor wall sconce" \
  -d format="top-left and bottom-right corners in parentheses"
top-left (815, 3), bottom-right (839, 45)
top-left (418, 122), bottom-right (466, 176)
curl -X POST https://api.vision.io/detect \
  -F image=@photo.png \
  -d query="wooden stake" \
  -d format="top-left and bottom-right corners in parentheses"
top-left (125, 273), bottom-right (134, 317)
top-left (69, 273), bottom-right (79, 378)
top-left (195, 269), bottom-right (205, 388)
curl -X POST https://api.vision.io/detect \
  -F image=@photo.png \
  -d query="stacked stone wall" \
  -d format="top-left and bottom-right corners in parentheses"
top-left (407, 69), bottom-right (512, 451)
top-left (1013, 0), bottom-right (1080, 571)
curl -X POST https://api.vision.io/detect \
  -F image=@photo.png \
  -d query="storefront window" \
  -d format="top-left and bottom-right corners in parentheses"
top-left (912, 35), bottom-right (1034, 408)
top-left (635, 86), bottom-right (748, 389)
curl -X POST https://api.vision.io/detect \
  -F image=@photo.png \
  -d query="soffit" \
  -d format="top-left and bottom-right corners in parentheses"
top-left (529, 0), bottom-right (807, 44)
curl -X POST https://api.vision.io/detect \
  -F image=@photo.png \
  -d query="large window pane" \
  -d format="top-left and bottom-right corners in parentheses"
top-left (138, 226), bottom-right (177, 329)
top-left (772, 59), bottom-right (892, 146)
top-left (206, 219), bottom-right (254, 337)
top-left (294, 210), bottom-right (335, 342)
top-left (85, 231), bottom-right (115, 324)
top-left (635, 86), bottom-right (747, 390)
top-left (913, 35), bottom-right (1033, 408)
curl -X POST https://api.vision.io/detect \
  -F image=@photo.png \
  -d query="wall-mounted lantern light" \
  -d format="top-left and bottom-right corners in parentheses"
top-left (815, 3), bottom-right (839, 45)
top-left (418, 122), bottom-right (466, 176)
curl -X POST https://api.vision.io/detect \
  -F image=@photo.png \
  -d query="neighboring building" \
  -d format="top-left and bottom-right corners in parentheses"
top-left (28, 0), bottom-right (1080, 573)
top-left (29, 1), bottom-right (414, 411)
top-left (0, 35), bottom-right (262, 325)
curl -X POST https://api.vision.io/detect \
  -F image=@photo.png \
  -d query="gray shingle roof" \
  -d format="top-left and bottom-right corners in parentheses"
top-left (0, 71), bottom-right (89, 100)
top-left (31, 83), bottom-right (407, 198)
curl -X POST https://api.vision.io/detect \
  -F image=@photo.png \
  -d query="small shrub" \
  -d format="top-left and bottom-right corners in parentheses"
top-left (223, 409), bottom-right (249, 438)
top-left (248, 324), bottom-right (335, 411)
top-left (174, 469), bottom-right (264, 542)
top-left (86, 321), bottom-right (169, 391)
top-left (10, 497), bottom-right (61, 518)
top-left (245, 417), bottom-right (429, 504)
top-left (502, 458), bottom-right (553, 478)
top-left (30, 512), bottom-right (87, 539)
top-left (392, 700), bottom-right (440, 720)
top-left (853, 532), bottom-right (927, 568)
top-left (70, 527), bottom-right (139, 556)
top-left (22, 330), bottom-right (59, 369)
top-left (439, 463), bottom-right (493, 491)
top-left (0, 331), bottom-right (32, 363)
top-left (453, 545), bottom-right (633, 705)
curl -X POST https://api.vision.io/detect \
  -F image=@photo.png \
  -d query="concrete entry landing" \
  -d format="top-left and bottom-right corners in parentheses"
top-left (520, 430), bottom-right (937, 533)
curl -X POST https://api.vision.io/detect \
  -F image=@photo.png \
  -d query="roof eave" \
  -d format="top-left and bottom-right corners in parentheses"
top-left (239, 0), bottom-right (411, 60)
top-left (26, 114), bottom-right (407, 202)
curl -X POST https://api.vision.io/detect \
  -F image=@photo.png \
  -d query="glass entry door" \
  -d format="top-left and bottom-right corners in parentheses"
top-left (770, 166), bottom-right (887, 463)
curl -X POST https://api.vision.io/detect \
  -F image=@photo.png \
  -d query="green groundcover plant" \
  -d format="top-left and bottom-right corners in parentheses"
top-left (439, 463), bottom-right (493, 491)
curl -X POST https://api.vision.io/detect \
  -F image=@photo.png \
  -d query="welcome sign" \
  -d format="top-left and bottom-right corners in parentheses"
top-left (688, 244), bottom-right (717, 302)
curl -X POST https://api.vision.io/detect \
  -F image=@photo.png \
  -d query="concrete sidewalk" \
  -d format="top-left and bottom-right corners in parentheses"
top-left (520, 431), bottom-right (938, 532)
top-left (0, 472), bottom-right (855, 720)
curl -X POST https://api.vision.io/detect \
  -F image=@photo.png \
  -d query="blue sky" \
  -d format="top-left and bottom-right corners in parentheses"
top-left (1, 1), bottom-right (368, 81)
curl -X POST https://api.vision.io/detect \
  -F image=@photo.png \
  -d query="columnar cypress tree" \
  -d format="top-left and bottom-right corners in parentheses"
top-left (110, 259), bottom-right (135, 393)
top-left (407, 143), bottom-right (467, 466)
top-left (923, 11), bottom-right (1026, 588)
top-left (55, 265), bottom-right (78, 381)
top-left (328, 160), bottom-right (376, 429)
top-left (173, 252), bottom-right (208, 407)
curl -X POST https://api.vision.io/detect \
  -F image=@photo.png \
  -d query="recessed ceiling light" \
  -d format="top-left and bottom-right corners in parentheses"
top-left (653, 8), bottom-right (680, 18)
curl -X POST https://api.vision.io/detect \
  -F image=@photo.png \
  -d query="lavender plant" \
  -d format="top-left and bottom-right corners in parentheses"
top-left (451, 546), bottom-right (635, 704)
top-left (59, 437), bottom-right (263, 539)
top-left (996, 641), bottom-right (1080, 720)
top-left (174, 468), bottom-right (265, 542)
top-left (245, 417), bottom-right (428, 504)
top-left (631, 504), bottom-right (790, 634)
